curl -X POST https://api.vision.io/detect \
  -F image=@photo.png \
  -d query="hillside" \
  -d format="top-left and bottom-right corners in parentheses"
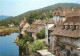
top-left (41, 3), bottom-right (80, 10)
top-left (0, 15), bottom-right (11, 20)
top-left (0, 3), bottom-right (80, 26)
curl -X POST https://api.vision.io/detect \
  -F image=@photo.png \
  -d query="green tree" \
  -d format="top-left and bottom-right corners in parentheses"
top-left (37, 29), bottom-right (45, 39)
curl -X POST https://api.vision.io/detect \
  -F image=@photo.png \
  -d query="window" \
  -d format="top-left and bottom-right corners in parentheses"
top-left (73, 25), bottom-right (76, 30)
top-left (62, 25), bottom-right (65, 30)
top-left (67, 25), bottom-right (70, 30)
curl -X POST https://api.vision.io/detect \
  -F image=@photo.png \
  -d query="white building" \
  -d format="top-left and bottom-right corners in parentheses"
top-left (45, 19), bottom-right (54, 46)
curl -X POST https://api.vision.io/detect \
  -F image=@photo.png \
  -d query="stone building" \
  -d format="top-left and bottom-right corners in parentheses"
top-left (26, 19), bottom-right (52, 40)
top-left (26, 24), bottom-right (43, 40)
top-left (53, 8), bottom-right (80, 23)
top-left (45, 19), bottom-right (55, 46)
top-left (19, 17), bottom-right (30, 38)
top-left (49, 16), bottom-right (80, 56)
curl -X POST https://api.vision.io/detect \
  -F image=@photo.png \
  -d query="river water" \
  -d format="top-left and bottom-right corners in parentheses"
top-left (0, 33), bottom-right (19, 56)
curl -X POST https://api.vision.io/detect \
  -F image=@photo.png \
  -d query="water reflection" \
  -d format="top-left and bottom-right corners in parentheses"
top-left (19, 47), bottom-right (26, 56)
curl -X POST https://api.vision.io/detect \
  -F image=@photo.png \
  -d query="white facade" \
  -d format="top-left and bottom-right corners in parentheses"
top-left (45, 24), bottom-right (54, 46)
top-left (53, 16), bottom-right (61, 23)
top-left (53, 16), bottom-right (66, 23)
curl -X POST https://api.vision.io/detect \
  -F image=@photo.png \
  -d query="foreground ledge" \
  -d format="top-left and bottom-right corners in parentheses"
top-left (36, 49), bottom-right (55, 56)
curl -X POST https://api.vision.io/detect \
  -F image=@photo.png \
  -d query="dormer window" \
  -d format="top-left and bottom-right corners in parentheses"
top-left (62, 25), bottom-right (65, 30)
top-left (63, 25), bottom-right (65, 29)
top-left (73, 25), bottom-right (76, 30)
top-left (67, 25), bottom-right (70, 30)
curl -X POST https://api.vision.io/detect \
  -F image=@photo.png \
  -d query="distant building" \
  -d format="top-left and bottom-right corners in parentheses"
top-left (53, 8), bottom-right (80, 23)
top-left (8, 23), bottom-right (15, 27)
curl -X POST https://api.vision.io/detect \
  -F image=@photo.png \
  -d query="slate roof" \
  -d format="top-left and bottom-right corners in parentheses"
top-left (64, 16), bottom-right (80, 25)
top-left (26, 25), bottom-right (42, 33)
top-left (46, 19), bottom-right (55, 24)
top-left (50, 16), bottom-right (80, 38)
top-left (50, 25), bottom-right (80, 38)
top-left (33, 19), bottom-right (54, 25)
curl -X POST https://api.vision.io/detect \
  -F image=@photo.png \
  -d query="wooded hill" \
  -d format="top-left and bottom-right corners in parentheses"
top-left (0, 3), bottom-right (80, 26)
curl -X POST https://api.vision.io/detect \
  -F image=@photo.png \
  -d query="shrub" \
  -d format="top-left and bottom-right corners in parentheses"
top-left (23, 34), bottom-right (30, 41)
top-left (18, 39), bottom-right (25, 46)
top-left (29, 40), bottom-right (46, 52)
top-left (37, 29), bottom-right (45, 39)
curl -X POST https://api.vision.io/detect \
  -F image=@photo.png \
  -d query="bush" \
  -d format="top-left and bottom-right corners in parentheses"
top-left (18, 33), bottom-right (31, 46)
top-left (37, 29), bottom-right (45, 39)
top-left (18, 39), bottom-right (25, 46)
top-left (29, 40), bottom-right (46, 52)
top-left (23, 34), bottom-right (30, 41)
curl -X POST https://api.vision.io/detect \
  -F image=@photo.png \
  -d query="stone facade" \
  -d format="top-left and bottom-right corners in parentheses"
top-left (49, 16), bottom-right (80, 56)
top-left (19, 17), bottom-right (30, 38)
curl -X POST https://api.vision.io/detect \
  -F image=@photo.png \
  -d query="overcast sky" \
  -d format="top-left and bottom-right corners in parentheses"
top-left (0, 0), bottom-right (80, 16)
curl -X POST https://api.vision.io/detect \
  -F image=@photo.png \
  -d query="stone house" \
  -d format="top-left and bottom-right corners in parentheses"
top-left (49, 16), bottom-right (80, 56)
top-left (19, 17), bottom-right (30, 38)
top-left (26, 19), bottom-right (48, 40)
top-left (26, 24), bottom-right (43, 40)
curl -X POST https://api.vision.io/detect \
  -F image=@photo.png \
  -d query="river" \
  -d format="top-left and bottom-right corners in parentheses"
top-left (0, 33), bottom-right (19, 56)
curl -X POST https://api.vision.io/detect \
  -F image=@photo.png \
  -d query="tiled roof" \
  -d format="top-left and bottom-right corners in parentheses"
top-left (50, 16), bottom-right (80, 38)
top-left (50, 25), bottom-right (80, 38)
top-left (33, 19), bottom-right (54, 25)
top-left (27, 25), bottom-right (42, 33)
top-left (64, 16), bottom-right (80, 25)
top-left (46, 19), bottom-right (55, 24)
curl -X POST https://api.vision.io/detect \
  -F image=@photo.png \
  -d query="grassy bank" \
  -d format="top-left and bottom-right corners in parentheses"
top-left (17, 33), bottom-right (47, 56)
top-left (17, 38), bottom-right (47, 56)
top-left (0, 27), bottom-right (18, 36)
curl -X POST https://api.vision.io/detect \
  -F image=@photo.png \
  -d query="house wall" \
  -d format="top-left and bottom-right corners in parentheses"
top-left (60, 37), bottom-right (72, 43)
top-left (53, 16), bottom-right (66, 23)
top-left (53, 16), bottom-right (62, 23)
top-left (61, 17), bottom-right (66, 22)
top-left (23, 23), bottom-right (30, 34)
top-left (60, 37), bottom-right (80, 47)
top-left (32, 32), bottom-right (37, 40)
top-left (45, 24), bottom-right (54, 46)
top-left (49, 35), bottom-right (57, 52)
top-left (53, 16), bottom-right (60, 23)
top-left (72, 49), bottom-right (80, 56)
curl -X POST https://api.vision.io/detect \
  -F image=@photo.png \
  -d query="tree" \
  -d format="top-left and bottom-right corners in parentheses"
top-left (37, 29), bottom-right (45, 39)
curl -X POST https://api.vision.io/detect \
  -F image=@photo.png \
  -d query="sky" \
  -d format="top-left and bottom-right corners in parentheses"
top-left (0, 0), bottom-right (80, 16)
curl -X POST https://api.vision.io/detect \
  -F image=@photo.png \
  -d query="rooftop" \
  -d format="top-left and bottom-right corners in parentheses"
top-left (50, 16), bottom-right (80, 38)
